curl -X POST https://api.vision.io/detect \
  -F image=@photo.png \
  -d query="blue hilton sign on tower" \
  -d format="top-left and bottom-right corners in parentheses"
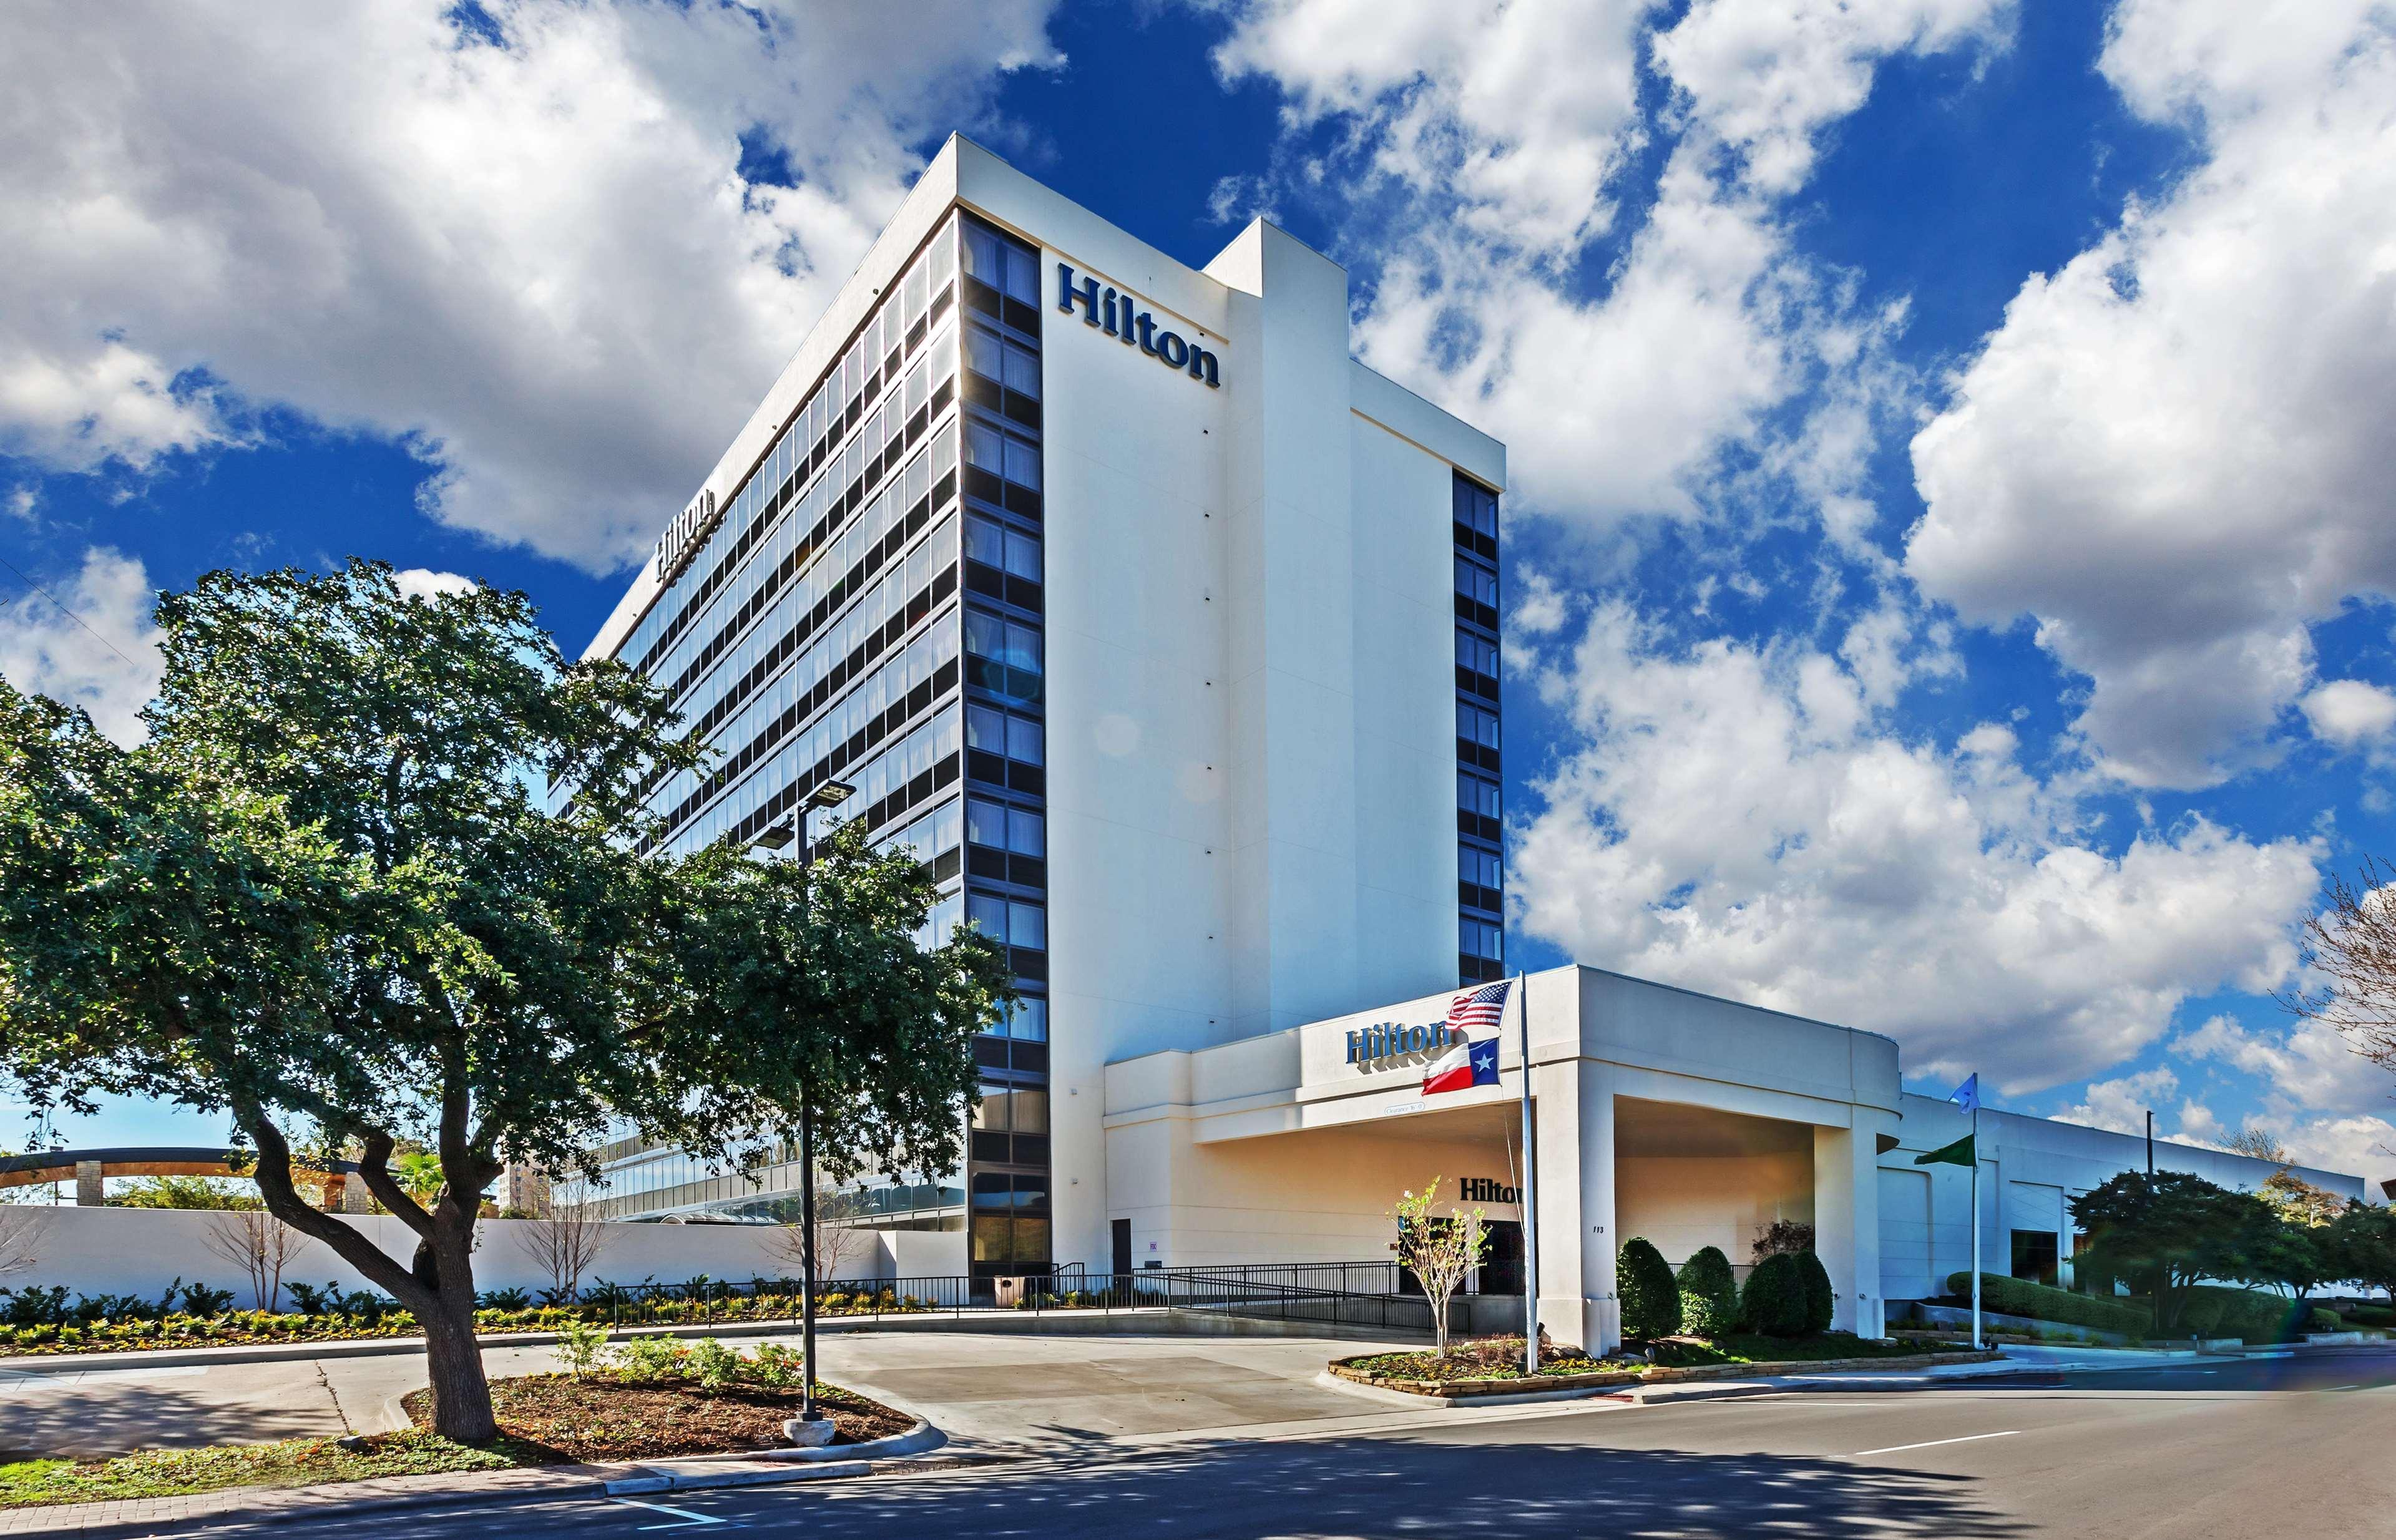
top-left (1057, 263), bottom-right (1221, 387)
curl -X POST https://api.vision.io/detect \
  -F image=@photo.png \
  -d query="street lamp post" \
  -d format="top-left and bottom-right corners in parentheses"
top-left (757, 779), bottom-right (853, 1430)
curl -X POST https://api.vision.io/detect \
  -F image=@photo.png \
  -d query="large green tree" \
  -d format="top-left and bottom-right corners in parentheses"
top-left (0, 562), bottom-right (1007, 1440)
top-left (2328, 1201), bottom-right (2396, 1304)
top-left (2070, 1171), bottom-right (2276, 1332)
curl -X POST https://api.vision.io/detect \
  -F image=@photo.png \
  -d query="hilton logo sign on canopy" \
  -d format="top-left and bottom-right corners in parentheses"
top-left (1057, 263), bottom-right (1221, 388)
top-left (1347, 1021), bottom-right (1463, 1068)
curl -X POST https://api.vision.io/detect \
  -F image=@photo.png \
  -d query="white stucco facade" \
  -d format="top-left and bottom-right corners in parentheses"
top-left (1107, 964), bottom-right (2372, 1353)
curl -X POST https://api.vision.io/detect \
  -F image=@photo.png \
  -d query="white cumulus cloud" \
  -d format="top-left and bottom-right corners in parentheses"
top-left (1509, 601), bottom-right (2324, 1093)
top-left (0, 547), bottom-right (164, 746)
top-left (391, 568), bottom-right (478, 603)
top-left (0, 0), bottom-right (1061, 572)
top-left (1907, 0), bottom-right (2396, 788)
top-left (1212, 0), bottom-right (2008, 540)
top-left (2301, 680), bottom-right (2396, 749)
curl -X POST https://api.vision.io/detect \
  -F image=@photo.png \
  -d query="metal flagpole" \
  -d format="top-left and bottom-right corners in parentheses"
top-left (1517, 970), bottom-right (1538, 1377)
top-left (1969, 1099), bottom-right (1982, 1351)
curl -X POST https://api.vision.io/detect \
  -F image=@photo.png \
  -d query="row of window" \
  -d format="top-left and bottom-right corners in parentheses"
top-left (965, 609), bottom-right (1045, 706)
top-left (660, 416), bottom-right (957, 731)
top-left (664, 493), bottom-right (958, 781)
top-left (650, 524), bottom-right (959, 842)
top-left (973, 1084), bottom-right (1049, 1135)
top-left (1457, 629), bottom-right (1500, 700)
top-left (960, 212), bottom-right (1052, 1280)
top-left (626, 217), bottom-right (964, 674)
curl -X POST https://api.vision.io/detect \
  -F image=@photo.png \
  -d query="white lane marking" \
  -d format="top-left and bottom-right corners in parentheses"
top-left (609, 1497), bottom-right (727, 1529)
top-left (2323, 1384), bottom-right (2362, 1392)
top-left (1848, 1430), bottom-right (2022, 1458)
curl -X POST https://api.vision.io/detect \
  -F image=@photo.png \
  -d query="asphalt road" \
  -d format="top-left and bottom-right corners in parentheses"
top-left (182, 1347), bottom-right (2396, 1540)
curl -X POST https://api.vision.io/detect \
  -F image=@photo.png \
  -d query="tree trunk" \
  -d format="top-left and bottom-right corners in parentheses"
top-left (419, 1285), bottom-right (497, 1442)
top-left (239, 1117), bottom-right (502, 1442)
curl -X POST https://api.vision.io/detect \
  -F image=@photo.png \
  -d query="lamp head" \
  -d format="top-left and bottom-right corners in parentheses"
top-left (807, 779), bottom-right (855, 810)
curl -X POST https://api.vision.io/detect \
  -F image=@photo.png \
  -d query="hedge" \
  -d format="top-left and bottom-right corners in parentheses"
top-left (1676, 1247), bottom-right (1739, 1338)
top-left (2181, 1285), bottom-right (2305, 1343)
top-left (1795, 1252), bottom-right (1834, 1335)
top-left (1616, 1237), bottom-right (1681, 1342)
top-left (1944, 1272), bottom-right (2148, 1336)
top-left (1743, 1252), bottom-right (1807, 1336)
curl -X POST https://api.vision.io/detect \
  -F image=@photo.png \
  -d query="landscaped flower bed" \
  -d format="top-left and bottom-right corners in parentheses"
top-left (0, 1282), bottom-right (938, 1360)
top-left (1332, 1335), bottom-right (1646, 1396)
top-left (1332, 1332), bottom-right (1999, 1398)
top-left (0, 1340), bottom-right (919, 1509)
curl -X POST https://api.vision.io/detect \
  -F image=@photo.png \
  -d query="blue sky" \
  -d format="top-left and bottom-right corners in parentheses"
top-left (4, 1), bottom-right (2393, 1179)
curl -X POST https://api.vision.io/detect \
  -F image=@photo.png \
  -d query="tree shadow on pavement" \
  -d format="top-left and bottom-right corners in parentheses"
top-left (0, 1372), bottom-right (346, 1461)
top-left (768, 1434), bottom-right (2028, 1539)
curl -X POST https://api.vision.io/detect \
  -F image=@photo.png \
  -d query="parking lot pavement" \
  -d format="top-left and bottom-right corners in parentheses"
top-left (812, 1331), bottom-right (1422, 1451)
top-left (0, 1329), bottom-right (1418, 1460)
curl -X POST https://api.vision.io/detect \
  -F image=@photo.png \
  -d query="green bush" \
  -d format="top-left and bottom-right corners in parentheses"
top-left (2181, 1285), bottom-right (2302, 1343)
top-left (2307, 1307), bottom-right (2342, 1333)
top-left (1742, 1252), bottom-right (1807, 1337)
top-left (1616, 1238), bottom-right (1681, 1342)
top-left (1675, 1247), bottom-right (1739, 1338)
top-left (1943, 1272), bottom-right (2149, 1336)
top-left (1795, 1252), bottom-right (1834, 1335)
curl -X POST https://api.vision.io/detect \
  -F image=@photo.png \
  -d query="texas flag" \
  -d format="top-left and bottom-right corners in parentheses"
top-left (1423, 1035), bottom-right (1502, 1096)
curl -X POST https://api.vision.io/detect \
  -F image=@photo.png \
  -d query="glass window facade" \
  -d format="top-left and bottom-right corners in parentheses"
top-left (956, 213), bottom-right (1052, 1280)
top-left (561, 211), bottom-right (1009, 1244)
top-left (1454, 472), bottom-right (1505, 984)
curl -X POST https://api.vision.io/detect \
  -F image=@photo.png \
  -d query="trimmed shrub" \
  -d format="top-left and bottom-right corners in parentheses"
top-left (2182, 1285), bottom-right (2302, 1343)
top-left (1616, 1237), bottom-right (1681, 1342)
top-left (1676, 1247), bottom-right (1739, 1339)
top-left (2307, 1307), bottom-right (2342, 1333)
top-left (1795, 1252), bottom-right (1834, 1335)
top-left (1942, 1273), bottom-right (2149, 1337)
top-left (1742, 1252), bottom-right (1807, 1336)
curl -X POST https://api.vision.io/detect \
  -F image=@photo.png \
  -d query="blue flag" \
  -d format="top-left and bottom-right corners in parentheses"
top-left (1949, 1073), bottom-right (1980, 1112)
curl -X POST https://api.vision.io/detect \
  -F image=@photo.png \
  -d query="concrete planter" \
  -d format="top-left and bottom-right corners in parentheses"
top-left (1330, 1346), bottom-right (2003, 1401)
top-left (1328, 1357), bottom-right (1645, 1398)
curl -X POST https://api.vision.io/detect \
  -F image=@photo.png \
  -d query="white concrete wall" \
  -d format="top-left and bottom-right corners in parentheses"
top-left (0, 1207), bottom-right (950, 1304)
top-left (1107, 1113), bottom-right (1520, 1271)
top-left (1876, 1093), bottom-right (2370, 1301)
top-left (1615, 1151), bottom-right (1813, 1269)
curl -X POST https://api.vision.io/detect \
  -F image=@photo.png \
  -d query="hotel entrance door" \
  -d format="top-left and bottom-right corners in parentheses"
top-left (1479, 1219), bottom-right (1524, 1297)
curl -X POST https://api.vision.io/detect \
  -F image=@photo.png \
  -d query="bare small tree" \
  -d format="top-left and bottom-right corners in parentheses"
top-left (1391, 1177), bottom-right (1487, 1358)
top-left (516, 1204), bottom-right (611, 1303)
top-left (0, 1203), bottom-right (39, 1278)
top-left (2284, 858), bottom-right (2396, 1081)
top-left (202, 1210), bottom-right (300, 1311)
top-left (769, 1186), bottom-right (873, 1288)
top-left (2224, 1127), bottom-right (2291, 1163)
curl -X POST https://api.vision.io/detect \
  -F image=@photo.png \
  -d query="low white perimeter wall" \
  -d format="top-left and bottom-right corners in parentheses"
top-left (0, 1207), bottom-right (958, 1304)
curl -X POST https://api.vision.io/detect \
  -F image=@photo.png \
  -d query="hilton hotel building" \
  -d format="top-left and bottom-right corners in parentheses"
top-left (566, 138), bottom-right (2374, 1352)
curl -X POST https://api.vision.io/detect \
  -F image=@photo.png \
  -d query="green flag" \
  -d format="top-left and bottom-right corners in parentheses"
top-left (1914, 1133), bottom-right (1975, 1167)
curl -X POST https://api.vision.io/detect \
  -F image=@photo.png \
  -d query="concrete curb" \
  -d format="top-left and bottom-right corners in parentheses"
top-left (603, 1460), bottom-right (874, 1496)
top-left (0, 1422), bottom-right (951, 1536)
top-left (1312, 1370), bottom-right (1632, 1411)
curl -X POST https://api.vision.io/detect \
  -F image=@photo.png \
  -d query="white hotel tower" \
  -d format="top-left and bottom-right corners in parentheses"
top-left (566, 137), bottom-right (2370, 1351)
top-left (564, 135), bottom-right (1510, 1286)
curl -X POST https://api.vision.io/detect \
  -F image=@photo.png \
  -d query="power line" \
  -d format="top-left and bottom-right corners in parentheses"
top-left (0, 552), bottom-right (142, 670)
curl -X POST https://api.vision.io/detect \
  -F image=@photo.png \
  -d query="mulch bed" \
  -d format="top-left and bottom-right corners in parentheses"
top-left (401, 1375), bottom-right (915, 1464)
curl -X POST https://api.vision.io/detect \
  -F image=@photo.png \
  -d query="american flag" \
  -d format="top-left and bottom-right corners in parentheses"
top-left (1445, 979), bottom-right (1512, 1033)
